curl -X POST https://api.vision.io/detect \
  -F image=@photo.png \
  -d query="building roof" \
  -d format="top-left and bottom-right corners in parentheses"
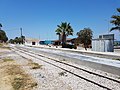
top-left (25, 38), bottom-right (40, 42)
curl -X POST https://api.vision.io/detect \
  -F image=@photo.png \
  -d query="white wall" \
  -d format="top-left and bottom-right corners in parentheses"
top-left (92, 39), bottom-right (114, 52)
top-left (25, 41), bottom-right (39, 46)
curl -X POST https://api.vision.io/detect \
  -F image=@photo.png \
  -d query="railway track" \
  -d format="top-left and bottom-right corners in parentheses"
top-left (11, 46), bottom-right (120, 90)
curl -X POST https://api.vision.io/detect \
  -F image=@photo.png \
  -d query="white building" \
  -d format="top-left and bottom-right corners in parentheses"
top-left (92, 34), bottom-right (114, 52)
top-left (25, 38), bottom-right (40, 46)
top-left (92, 39), bottom-right (114, 52)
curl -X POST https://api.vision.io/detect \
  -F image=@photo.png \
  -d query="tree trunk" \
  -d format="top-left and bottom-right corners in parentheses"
top-left (62, 32), bottom-right (66, 48)
top-left (84, 43), bottom-right (87, 51)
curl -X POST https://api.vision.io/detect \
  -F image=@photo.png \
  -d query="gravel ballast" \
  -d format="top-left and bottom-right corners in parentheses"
top-left (11, 45), bottom-right (120, 90)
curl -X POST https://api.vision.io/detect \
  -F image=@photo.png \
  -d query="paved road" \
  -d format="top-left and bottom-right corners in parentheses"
top-left (19, 45), bottom-right (120, 68)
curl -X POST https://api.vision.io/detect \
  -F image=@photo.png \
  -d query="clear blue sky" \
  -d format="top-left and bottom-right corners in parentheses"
top-left (0, 0), bottom-right (120, 40)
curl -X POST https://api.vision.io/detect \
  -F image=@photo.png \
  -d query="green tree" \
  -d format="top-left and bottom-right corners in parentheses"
top-left (0, 30), bottom-right (8, 43)
top-left (0, 23), bottom-right (8, 43)
top-left (0, 23), bottom-right (2, 30)
top-left (14, 37), bottom-right (19, 44)
top-left (9, 39), bottom-right (14, 44)
top-left (9, 36), bottom-right (25, 44)
top-left (55, 22), bottom-right (73, 47)
top-left (21, 35), bottom-right (25, 44)
top-left (110, 8), bottom-right (120, 31)
top-left (77, 28), bottom-right (93, 50)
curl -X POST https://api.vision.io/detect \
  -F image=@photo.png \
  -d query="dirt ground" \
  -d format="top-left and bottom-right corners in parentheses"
top-left (0, 44), bottom-right (37, 90)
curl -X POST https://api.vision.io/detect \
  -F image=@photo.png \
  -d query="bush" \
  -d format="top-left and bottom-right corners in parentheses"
top-left (62, 44), bottom-right (77, 49)
top-left (30, 62), bottom-right (42, 69)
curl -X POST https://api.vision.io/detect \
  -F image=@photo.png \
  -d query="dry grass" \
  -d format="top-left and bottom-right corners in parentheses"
top-left (0, 43), bottom-right (11, 50)
top-left (6, 65), bottom-right (38, 90)
top-left (0, 43), bottom-right (3, 47)
top-left (0, 58), bottom-right (38, 90)
top-left (62, 59), bottom-right (66, 61)
top-left (0, 46), bottom-right (38, 90)
top-left (3, 58), bottom-right (14, 62)
top-left (12, 75), bottom-right (24, 90)
top-left (28, 60), bottom-right (42, 69)
top-left (31, 62), bottom-right (42, 69)
top-left (12, 75), bottom-right (38, 90)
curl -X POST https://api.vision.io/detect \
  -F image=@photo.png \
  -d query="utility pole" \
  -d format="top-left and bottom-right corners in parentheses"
top-left (20, 28), bottom-right (22, 37)
top-left (20, 28), bottom-right (23, 44)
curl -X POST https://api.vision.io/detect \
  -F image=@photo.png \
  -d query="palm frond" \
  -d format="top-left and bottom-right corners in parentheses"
top-left (0, 23), bottom-right (2, 27)
top-left (110, 27), bottom-right (120, 32)
top-left (110, 8), bottom-right (120, 31)
top-left (55, 28), bottom-right (62, 35)
top-left (117, 8), bottom-right (120, 13)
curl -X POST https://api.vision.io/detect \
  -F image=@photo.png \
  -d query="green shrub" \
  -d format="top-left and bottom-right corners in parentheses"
top-left (62, 44), bottom-right (77, 49)
top-left (115, 58), bottom-right (120, 61)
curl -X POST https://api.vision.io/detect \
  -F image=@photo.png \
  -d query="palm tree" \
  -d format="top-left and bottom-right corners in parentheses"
top-left (55, 28), bottom-right (62, 41)
top-left (55, 22), bottom-right (73, 47)
top-left (77, 28), bottom-right (93, 50)
top-left (110, 8), bottom-right (120, 31)
top-left (0, 23), bottom-right (2, 30)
